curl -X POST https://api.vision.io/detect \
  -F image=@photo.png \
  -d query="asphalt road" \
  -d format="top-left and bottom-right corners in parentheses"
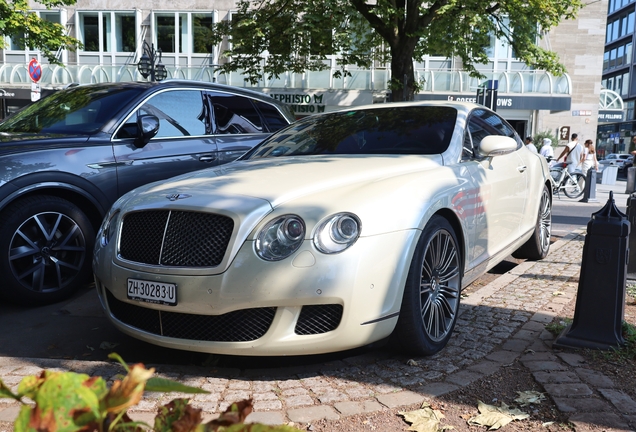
top-left (0, 177), bottom-right (629, 368)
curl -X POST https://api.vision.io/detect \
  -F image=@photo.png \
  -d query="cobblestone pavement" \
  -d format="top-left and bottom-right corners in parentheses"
top-left (0, 230), bottom-right (634, 431)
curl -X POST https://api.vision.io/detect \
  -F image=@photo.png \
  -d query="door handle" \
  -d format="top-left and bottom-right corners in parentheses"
top-left (199, 154), bottom-right (217, 163)
top-left (517, 165), bottom-right (527, 173)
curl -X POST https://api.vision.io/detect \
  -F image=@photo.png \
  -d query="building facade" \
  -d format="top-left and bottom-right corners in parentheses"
top-left (0, 0), bottom-right (606, 146)
top-left (600, 0), bottom-right (636, 158)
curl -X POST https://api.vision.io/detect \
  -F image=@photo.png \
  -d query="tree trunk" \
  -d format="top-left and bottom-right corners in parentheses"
top-left (389, 43), bottom-right (416, 102)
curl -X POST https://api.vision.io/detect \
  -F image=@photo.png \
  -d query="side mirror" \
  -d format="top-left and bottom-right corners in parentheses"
top-left (477, 135), bottom-right (518, 158)
top-left (135, 115), bottom-right (160, 148)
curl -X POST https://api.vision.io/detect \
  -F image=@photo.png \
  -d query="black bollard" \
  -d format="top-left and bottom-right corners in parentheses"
top-left (579, 169), bottom-right (598, 203)
top-left (554, 191), bottom-right (629, 350)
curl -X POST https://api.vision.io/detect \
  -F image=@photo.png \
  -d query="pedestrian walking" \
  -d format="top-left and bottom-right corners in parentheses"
top-left (540, 138), bottom-right (554, 160)
top-left (580, 139), bottom-right (598, 175)
top-left (557, 133), bottom-right (583, 173)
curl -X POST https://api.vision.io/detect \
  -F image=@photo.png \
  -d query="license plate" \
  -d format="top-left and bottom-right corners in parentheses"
top-left (127, 278), bottom-right (177, 306)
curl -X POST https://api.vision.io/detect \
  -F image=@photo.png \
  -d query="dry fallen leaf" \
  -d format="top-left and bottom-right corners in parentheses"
top-left (467, 400), bottom-right (529, 430)
top-left (514, 391), bottom-right (545, 406)
top-left (407, 359), bottom-right (419, 366)
top-left (100, 341), bottom-right (120, 350)
top-left (399, 402), bottom-right (451, 432)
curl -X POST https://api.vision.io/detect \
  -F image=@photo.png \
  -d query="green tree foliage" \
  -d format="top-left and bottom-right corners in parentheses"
top-left (211, 0), bottom-right (582, 101)
top-left (0, 0), bottom-right (81, 64)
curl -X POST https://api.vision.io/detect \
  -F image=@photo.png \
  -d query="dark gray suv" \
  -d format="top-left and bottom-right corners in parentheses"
top-left (0, 80), bottom-right (294, 305)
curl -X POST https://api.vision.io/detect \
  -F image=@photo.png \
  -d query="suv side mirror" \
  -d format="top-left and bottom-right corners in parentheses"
top-left (135, 115), bottom-right (160, 148)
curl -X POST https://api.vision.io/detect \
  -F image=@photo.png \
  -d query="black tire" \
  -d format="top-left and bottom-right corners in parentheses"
top-left (391, 216), bottom-right (462, 356)
top-left (563, 172), bottom-right (586, 199)
top-left (0, 195), bottom-right (95, 305)
top-left (512, 184), bottom-right (551, 260)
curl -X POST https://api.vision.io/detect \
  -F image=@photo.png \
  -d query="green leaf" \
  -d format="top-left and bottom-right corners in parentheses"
top-left (107, 352), bottom-right (130, 373)
top-left (0, 379), bottom-right (21, 402)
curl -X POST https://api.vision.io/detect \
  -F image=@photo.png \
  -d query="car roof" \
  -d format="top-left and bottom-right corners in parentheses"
top-left (65, 80), bottom-right (284, 106)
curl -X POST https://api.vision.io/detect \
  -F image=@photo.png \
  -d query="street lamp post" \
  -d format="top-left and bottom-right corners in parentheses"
top-left (137, 41), bottom-right (168, 82)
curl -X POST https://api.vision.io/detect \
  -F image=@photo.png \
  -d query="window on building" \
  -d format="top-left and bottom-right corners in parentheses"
top-left (610, 48), bottom-right (617, 68)
top-left (627, 100), bottom-right (634, 120)
top-left (79, 12), bottom-right (111, 52)
top-left (156, 14), bottom-right (179, 53)
top-left (604, 51), bottom-right (610, 70)
top-left (192, 13), bottom-right (214, 53)
top-left (622, 16), bottom-right (629, 37)
top-left (618, 45), bottom-right (625, 66)
top-left (607, 22), bottom-right (613, 43)
top-left (623, 72), bottom-right (630, 96)
top-left (115, 14), bottom-right (135, 52)
top-left (8, 10), bottom-right (61, 51)
top-left (613, 19), bottom-right (620, 40)
top-left (629, 12), bottom-right (635, 34)
top-left (627, 42), bottom-right (633, 64)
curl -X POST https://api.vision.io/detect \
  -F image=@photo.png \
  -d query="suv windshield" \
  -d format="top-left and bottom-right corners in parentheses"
top-left (244, 106), bottom-right (457, 159)
top-left (0, 85), bottom-right (145, 134)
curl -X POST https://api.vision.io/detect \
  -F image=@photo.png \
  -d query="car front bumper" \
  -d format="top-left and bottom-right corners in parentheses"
top-left (93, 229), bottom-right (419, 356)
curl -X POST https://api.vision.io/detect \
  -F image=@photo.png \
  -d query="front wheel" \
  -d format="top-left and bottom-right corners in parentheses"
top-left (563, 173), bottom-right (586, 198)
top-left (391, 216), bottom-right (462, 356)
top-left (0, 195), bottom-right (95, 305)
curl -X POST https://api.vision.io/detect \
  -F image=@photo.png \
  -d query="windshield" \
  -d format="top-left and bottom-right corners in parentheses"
top-left (0, 85), bottom-right (145, 134)
top-left (244, 106), bottom-right (457, 159)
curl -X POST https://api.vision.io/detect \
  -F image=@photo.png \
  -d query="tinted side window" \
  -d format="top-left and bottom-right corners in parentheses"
top-left (471, 108), bottom-right (521, 146)
top-left (467, 117), bottom-right (493, 155)
top-left (204, 92), bottom-right (263, 134)
top-left (141, 90), bottom-right (206, 138)
top-left (253, 100), bottom-right (289, 132)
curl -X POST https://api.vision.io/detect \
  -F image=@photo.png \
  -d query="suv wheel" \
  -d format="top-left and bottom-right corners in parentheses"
top-left (0, 195), bottom-right (95, 305)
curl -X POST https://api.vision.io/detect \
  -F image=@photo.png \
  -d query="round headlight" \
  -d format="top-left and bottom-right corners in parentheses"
top-left (256, 215), bottom-right (306, 261)
top-left (314, 213), bottom-right (361, 254)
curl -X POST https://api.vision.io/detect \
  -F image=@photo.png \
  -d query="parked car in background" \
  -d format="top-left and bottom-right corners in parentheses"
top-left (93, 102), bottom-right (553, 357)
top-left (0, 81), bottom-right (294, 305)
top-left (599, 153), bottom-right (632, 172)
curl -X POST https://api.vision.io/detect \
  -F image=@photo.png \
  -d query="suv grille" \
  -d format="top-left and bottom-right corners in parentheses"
top-left (119, 210), bottom-right (234, 267)
top-left (106, 290), bottom-right (275, 342)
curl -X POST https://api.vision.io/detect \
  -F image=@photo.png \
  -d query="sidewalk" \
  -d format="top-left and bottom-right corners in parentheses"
top-left (1, 229), bottom-right (634, 431)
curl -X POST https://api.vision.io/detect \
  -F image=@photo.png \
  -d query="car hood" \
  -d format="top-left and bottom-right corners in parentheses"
top-left (0, 132), bottom-right (90, 155)
top-left (120, 154), bottom-right (461, 237)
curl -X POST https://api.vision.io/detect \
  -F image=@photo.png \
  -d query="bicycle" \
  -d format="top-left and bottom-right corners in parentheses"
top-left (548, 159), bottom-right (586, 199)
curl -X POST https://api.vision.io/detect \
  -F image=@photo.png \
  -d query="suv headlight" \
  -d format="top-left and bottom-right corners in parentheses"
top-left (313, 213), bottom-right (361, 254)
top-left (98, 208), bottom-right (120, 247)
top-left (255, 215), bottom-right (306, 261)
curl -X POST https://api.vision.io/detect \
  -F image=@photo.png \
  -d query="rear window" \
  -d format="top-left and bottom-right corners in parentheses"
top-left (244, 106), bottom-right (457, 159)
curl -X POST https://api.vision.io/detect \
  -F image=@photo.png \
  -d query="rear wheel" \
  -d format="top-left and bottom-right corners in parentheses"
top-left (563, 173), bottom-right (586, 199)
top-left (513, 184), bottom-right (551, 260)
top-left (0, 195), bottom-right (95, 305)
top-left (392, 216), bottom-right (462, 356)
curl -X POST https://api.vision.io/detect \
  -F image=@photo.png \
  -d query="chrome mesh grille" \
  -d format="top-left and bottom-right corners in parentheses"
top-left (294, 304), bottom-right (343, 335)
top-left (119, 210), bottom-right (234, 267)
top-left (106, 290), bottom-right (275, 342)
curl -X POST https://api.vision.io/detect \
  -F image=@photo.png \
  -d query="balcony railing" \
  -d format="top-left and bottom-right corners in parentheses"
top-left (0, 62), bottom-right (571, 95)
